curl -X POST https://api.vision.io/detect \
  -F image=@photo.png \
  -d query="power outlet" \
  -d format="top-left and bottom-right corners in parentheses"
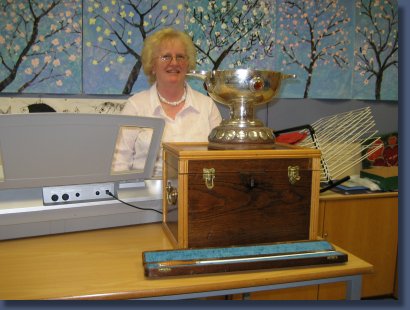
top-left (42, 182), bottom-right (117, 205)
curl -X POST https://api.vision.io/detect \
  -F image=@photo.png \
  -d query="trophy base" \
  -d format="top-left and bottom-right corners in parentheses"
top-left (208, 142), bottom-right (276, 150)
top-left (208, 125), bottom-right (276, 150)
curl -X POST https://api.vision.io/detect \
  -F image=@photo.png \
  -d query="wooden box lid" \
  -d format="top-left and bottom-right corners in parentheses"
top-left (163, 142), bottom-right (321, 160)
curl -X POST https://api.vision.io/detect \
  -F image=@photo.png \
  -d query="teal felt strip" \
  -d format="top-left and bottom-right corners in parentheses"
top-left (145, 250), bottom-right (345, 270)
top-left (143, 240), bottom-right (334, 263)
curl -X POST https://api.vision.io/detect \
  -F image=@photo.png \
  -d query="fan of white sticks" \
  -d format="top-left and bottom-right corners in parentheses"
top-left (277, 107), bottom-right (383, 185)
top-left (297, 107), bottom-right (383, 183)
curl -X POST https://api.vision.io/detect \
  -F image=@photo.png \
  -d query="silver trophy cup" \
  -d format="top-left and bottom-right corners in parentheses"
top-left (187, 69), bottom-right (296, 149)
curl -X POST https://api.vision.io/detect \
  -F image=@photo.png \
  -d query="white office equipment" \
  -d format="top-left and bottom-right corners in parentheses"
top-left (0, 113), bottom-right (165, 240)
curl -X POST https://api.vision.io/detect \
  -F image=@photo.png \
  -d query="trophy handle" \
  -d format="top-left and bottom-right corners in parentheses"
top-left (282, 74), bottom-right (297, 80)
top-left (186, 70), bottom-right (209, 80)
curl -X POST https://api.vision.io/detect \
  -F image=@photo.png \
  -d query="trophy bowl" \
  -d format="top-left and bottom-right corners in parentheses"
top-left (187, 69), bottom-right (296, 150)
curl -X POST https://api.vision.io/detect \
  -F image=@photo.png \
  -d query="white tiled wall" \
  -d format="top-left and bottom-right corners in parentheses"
top-left (0, 96), bottom-right (127, 114)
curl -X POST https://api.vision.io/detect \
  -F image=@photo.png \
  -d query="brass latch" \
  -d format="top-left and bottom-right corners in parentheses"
top-left (203, 168), bottom-right (215, 189)
top-left (166, 181), bottom-right (178, 205)
top-left (288, 166), bottom-right (301, 184)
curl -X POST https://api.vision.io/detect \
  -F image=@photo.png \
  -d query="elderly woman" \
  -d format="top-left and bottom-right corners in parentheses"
top-left (112, 27), bottom-right (222, 177)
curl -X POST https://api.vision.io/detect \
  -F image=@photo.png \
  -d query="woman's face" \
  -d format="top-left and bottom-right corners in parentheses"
top-left (153, 39), bottom-right (189, 88)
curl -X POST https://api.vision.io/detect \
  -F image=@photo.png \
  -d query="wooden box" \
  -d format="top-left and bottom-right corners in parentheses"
top-left (162, 142), bottom-right (321, 249)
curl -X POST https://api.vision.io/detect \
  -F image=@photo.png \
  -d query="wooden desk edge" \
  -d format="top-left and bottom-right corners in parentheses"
top-left (0, 224), bottom-right (373, 301)
top-left (57, 248), bottom-right (373, 300)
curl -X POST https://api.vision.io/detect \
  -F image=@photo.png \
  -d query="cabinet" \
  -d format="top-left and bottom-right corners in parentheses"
top-left (317, 192), bottom-right (398, 299)
top-left (248, 191), bottom-right (398, 300)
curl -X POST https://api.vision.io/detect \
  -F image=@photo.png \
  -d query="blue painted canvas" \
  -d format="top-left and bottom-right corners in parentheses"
top-left (0, 0), bottom-right (398, 101)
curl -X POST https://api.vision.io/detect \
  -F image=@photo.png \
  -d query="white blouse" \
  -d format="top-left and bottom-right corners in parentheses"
top-left (112, 83), bottom-right (222, 177)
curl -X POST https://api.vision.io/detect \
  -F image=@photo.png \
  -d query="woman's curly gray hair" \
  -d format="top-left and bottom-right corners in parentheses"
top-left (141, 27), bottom-right (197, 85)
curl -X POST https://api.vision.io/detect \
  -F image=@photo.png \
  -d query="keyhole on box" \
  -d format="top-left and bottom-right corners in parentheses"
top-left (249, 177), bottom-right (256, 188)
top-left (241, 174), bottom-right (257, 189)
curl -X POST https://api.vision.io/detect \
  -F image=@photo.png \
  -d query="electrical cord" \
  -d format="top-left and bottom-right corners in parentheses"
top-left (105, 190), bottom-right (163, 215)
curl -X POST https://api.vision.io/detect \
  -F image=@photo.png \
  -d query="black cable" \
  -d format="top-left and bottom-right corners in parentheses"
top-left (320, 176), bottom-right (351, 193)
top-left (105, 190), bottom-right (163, 215)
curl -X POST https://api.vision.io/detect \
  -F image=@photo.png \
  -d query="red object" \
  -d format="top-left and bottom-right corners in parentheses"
top-left (366, 139), bottom-right (384, 161)
top-left (364, 134), bottom-right (398, 168)
top-left (276, 132), bottom-right (308, 144)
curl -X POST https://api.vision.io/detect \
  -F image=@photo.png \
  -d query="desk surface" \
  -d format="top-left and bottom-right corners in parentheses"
top-left (0, 223), bottom-right (372, 300)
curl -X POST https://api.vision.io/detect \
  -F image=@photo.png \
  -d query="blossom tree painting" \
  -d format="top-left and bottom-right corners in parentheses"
top-left (353, 0), bottom-right (398, 100)
top-left (184, 0), bottom-right (275, 71)
top-left (277, 0), bottom-right (353, 99)
top-left (0, 0), bottom-right (398, 101)
top-left (0, 0), bottom-right (82, 94)
top-left (83, 0), bottom-right (184, 94)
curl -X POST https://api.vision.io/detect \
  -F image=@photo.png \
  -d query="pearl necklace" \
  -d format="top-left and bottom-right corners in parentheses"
top-left (157, 88), bottom-right (187, 106)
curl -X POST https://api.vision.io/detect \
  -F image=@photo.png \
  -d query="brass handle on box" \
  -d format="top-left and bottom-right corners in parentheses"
top-left (166, 181), bottom-right (178, 205)
top-left (203, 168), bottom-right (215, 189)
top-left (288, 166), bottom-right (301, 184)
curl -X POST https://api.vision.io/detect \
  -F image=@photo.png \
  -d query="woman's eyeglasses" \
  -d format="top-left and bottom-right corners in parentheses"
top-left (158, 54), bottom-right (188, 64)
